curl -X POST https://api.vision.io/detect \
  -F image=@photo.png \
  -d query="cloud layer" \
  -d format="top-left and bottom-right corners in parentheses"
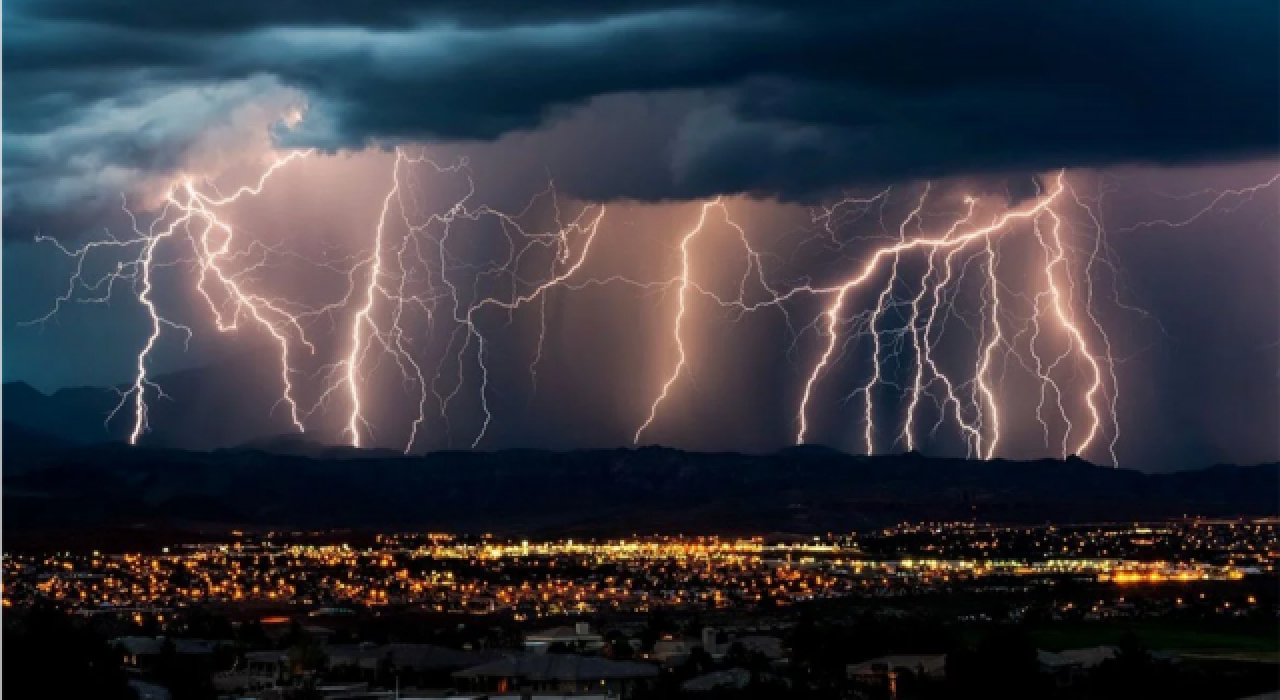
top-left (6, 0), bottom-right (1278, 232)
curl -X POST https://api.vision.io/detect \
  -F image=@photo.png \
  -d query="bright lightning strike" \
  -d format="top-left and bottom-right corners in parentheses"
top-left (27, 147), bottom-right (1277, 466)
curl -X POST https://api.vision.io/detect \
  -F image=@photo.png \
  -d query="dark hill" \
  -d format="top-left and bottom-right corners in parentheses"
top-left (2, 361), bottom-right (304, 449)
top-left (3, 423), bottom-right (1276, 536)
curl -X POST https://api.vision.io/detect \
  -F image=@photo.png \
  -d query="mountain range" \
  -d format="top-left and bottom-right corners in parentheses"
top-left (4, 419), bottom-right (1276, 538)
top-left (5, 365), bottom-right (1277, 538)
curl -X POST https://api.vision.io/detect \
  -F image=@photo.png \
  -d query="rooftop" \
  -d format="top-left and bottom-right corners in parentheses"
top-left (454, 653), bottom-right (659, 682)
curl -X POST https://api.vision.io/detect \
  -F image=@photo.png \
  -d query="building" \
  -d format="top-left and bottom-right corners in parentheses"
top-left (111, 636), bottom-right (230, 669)
top-left (384, 643), bottom-right (507, 674)
top-left (261, 617), bottom-right (336, 644)
top-left (847, 654), bottom-right (947, 680)
top-left (238, 649), bottom-right (292, 688)
top-left (326, 645), bottom-right (390, 672)
top-left (729, 635), bottom-right (785, 661)
top-left (681, 668), bottom-right (752, 692)
top-left (649, 634), bottom-right (699, 665)
top-left (524, 622), bottom-right (604, 653)
top-left (454, 653), bottom-right (658, 698)
top-left (212, 666), bottom-right (282, 695)
top-left (1037, 646), bottom-right (1118, 685)
top-left (325, 642), bottom-right (509, 681)
top-left (649, 628), bottom-right (784, 665)
top-left (128, 680), bottom-right (171, 700)
top-left (847, 654), bottom-right (947, 699)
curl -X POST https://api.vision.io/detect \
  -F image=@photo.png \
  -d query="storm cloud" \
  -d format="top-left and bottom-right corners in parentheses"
top-left (5, 0), bottom-right (1277, 233)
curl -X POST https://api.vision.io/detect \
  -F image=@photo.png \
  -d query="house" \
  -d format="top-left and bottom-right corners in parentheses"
top-left (650, 628), bottom-right (722, 665)
top-left (114, 636), bottom-right (164, 666)
top-left (649, 629), bottom-right (784, 665)
top-left (1038, 646), bottom-right (1118, 684)
top-left (128, 680), bottom-right (171, 700)
top-left (649, 634), bottom-right (699, 664)
top-left (327, 644), bottom-right (390, 672)
top-left (454, 653), bottom-right (658, 698)
top-left (261, 619), bottom-right (335, 644)
top-left (524, 622), bottom-right (604, 653)
top-left (731, 635), bottom-right (785, 661)
top-left (242, 649), bottom-right (291, 683)
top-left (312, 682), bottom-right (397, 698)
top-left (212, 666), bottom-right (281, 695)
top-left (847, 655), bottom-right (947, 700)
top-left (682, 668), bottom-right (752, 692)
top-left (847, 654), bottom-right (947, 680)
top-left (111, 636), bottom-right (231, 669)
top-left (325, 642), bottom-right (509, 681)
top-left (384, 643), bottom-right (507, 673)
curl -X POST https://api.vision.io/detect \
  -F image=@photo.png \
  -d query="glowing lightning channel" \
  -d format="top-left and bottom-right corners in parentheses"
top-left (797, 172), bottom-right (1069, 447)
top-left (1068, 184), bottom-right (1122, 465)
top-left (343, 151), bottom-right (403, 448)
top-left (974, 233), bottom-right (1003, 459)
top-left (28, 150), bottom-right (317, 444)
top-left (1118, 173), bottom-right (1280, 233)
top-left (125, 209), bottom-right (191, 443)
top-left (632, 197), bottom-right (792, 444)
top-left (633, 200), bottom-right (716, 444)
top-left (33, 142), bottom-right (1270, 464)
top-left (860, 185), bottom-right (929, 455)
top-left (172, 149), bottom-right (317, 433)
top-left (901, 196), bottom-right (976, 452)
top-left (459, 203), bottom-right (608, 447)
top-left (1040, 204), bottom-right (1105, 458)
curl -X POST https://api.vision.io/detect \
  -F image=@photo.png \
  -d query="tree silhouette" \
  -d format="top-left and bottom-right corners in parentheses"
top-left (4, 604), bottom-right (137, 699)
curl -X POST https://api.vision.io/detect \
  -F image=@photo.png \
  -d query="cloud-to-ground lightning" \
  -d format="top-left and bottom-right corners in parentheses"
top-left (28, 143), bottom-right (1278, 465)
top-left (633, 196), bottom-right (797, 444)
top-left (792, 175), bottom-right (1073, 449)
top-left (901, 196), bottom-right (976, 452)
top-left (341, 153), bottom-right (401, 448)
top-left (633, 200), bottom-right (716, 444)
top-left (857, 185), bottom-right (929, 456)
top-left (25, 150), bottom-right (318, 444)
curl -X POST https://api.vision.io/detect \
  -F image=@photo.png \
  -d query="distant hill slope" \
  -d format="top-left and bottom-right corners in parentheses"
top-left (2, 381), bottom-right (123, 444)
top-left (3, 362), bottom-right (303, 449)
top-left (4, 425), bottom-right (1276, 535)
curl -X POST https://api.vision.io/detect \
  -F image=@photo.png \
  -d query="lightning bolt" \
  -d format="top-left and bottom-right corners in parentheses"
top-left (973, 233), bottom-right (1004, 460)
top-left (633, 200), bottom-right (714, 444)
top-left (1039, 203), bottom-right (1106, 457)
top-left (797, 174), bottom-right (1070, 447)
top-left (174, 150), bottom-right (318, 434)
top-left (26, 151), bottom-right (318, 444)
top-left (123, 207), bottom-right (190, 444)
top-left (858, 185), bottom-right (929, 455)
top-left (901, 196), bottom-right (976, 452)
top-left (28, 134), bottom-right (1275, 466)
top-left (633, 197), bottom-right (794, 444)
top-left (1118, 173), bottom-right (1280, 233)
top-left (456, 202), bottom-right (608, 447)
top-left (341, 152), bottom-right (401, 448)
top-left (320, 147), bottom-right (614, 451)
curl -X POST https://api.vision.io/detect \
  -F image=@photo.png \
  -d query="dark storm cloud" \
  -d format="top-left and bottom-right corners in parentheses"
top-left (5, 0), bottom-right (1278, 234)
top-left (21, 0), bottom-right (699, 32)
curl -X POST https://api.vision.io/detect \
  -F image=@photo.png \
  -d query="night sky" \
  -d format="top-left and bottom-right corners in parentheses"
top-left (3, 1), bottom-right (1278, 469)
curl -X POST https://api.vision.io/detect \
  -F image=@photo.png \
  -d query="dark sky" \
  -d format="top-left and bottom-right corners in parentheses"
top-left (3, 0), bottom-right (1278, 469)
